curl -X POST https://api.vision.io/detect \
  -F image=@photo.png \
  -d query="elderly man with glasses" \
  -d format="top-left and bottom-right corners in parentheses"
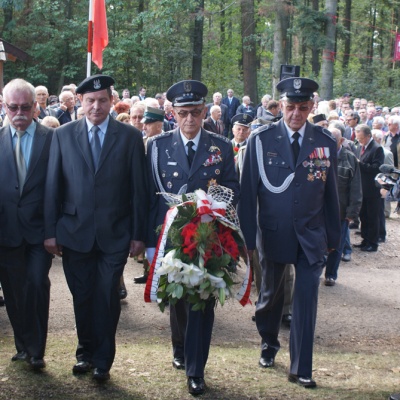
top-left (145, 80), bottom-right (239, 395)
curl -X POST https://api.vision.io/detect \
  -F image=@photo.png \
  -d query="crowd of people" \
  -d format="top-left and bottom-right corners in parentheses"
top-left (0, 74), bottom-right (398, 399)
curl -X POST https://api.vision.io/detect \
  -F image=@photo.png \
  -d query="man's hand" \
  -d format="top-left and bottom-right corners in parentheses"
top-left (129, 240), bottom-right (145, 257)
top-left (44, 238), bottom-right (63, 256)
top-left (381, 188), bottom-right (388, 198)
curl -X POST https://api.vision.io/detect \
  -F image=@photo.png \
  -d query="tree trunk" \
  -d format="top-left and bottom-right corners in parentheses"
top-left (342, 0), bottom-right (351, 70)
top-left (191, 0), bottom-right (204, 81)
top-left (311, 0), bottom-right (321, 75)
top-left (320, 0), bottom-right (338, 100)
top-left (272, 0), bottom-right (291, 98)
top-left (241, 0), bottom-right (258, 103)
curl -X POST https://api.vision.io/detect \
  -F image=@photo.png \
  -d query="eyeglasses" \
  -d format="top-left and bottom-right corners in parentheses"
top-left (6, 103), bottom-right (34, 112)
top-left (346, 118), bottom-right (355, 122)
top-left (176, 108), bottom-right (204, 118)
top-left (283, 103), bottom-right (311, 112)
top-left (131, 115), bottom-right (144, 120)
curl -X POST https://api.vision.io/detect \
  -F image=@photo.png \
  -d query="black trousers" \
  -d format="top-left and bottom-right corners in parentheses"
top-left (170, 298), bottom-right (215, 378)
top-left (0, 243), bottom-right (52, 358)
top-left (256, 244), bottom-right (323, 378)
top-left (62, 243), bottom-right (128, 371)
top-left (360, 196), bottom-right (380, 246)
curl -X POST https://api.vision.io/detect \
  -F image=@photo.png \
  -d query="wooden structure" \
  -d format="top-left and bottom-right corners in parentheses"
top-left (0, 38), bottom-right (30, 92)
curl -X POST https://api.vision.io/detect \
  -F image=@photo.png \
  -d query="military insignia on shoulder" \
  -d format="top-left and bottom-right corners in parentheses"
top-left (208, 132), bottom-right (230, 143)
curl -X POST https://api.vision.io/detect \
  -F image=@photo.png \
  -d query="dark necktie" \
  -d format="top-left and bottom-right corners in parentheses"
top-left (351, 128), bottom-right (355, 141)
top-left (15, 130), bottom-right (27, 193)
top-left (292, 131), bottom-right (300, 164)
top-left (90, 126), bottom-right (101, 170)
top-left (187, 141), bottom-right (195, 167)
top-left (361, 145), bottom-right (366, 156)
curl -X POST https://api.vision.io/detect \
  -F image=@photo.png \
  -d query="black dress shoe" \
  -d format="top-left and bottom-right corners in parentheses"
top-left (389, 393), bottom-right (400, 400)
top-left (354, 240), bottom-right (368, 248)
top-left (93, 368), bottom-right (110, 381)
top-left (11, 351), bottom-right (28, 362)
top-left (259, 356), bottom-right (274, 368)
top-left (281, 314), bottom-right (292, 327)
top-left (29, 357), bottom-right (46, 370)
top-left (288, 374), bottom-right (316, 388)
top-left (119, 286), bottom-right (128, 300)
top-left (133, 274), bottom-right (148, 284)
top-left (360, 245), bottom-right (378, 252)
top-left (349, 222), bottom-right (359, 229)
top-left (172, 357), bottom-right (185, 370)
top-left (187, 377), bottom-right (205, 395)
top-left (73, 360), bottom-right (93, 374)
top-left (0, 296), bottom-right (4, 306)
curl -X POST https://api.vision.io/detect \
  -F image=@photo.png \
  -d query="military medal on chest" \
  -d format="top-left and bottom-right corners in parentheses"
top-left (305, 147), bottom-right (330, 182)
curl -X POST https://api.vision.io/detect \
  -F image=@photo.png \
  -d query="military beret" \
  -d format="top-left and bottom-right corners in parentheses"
top-left (232, 113), bottom-right (253, 127)
top-left (76, 74), bottom-right (115, 95)
top-left (312, 114), bottom-right (327, 124)
top-left (166, 80), bottom-right (208, 107)
top-left (141, 106), bottom-right (165, 124)
top-left (276, 77), bottom-right (318, 102)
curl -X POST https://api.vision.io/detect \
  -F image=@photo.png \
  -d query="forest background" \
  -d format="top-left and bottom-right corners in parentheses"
top-left (0, 0), bottom-right (400, 107)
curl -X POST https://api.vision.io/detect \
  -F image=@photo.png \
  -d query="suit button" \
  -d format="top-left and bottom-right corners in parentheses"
top-left (15, 186), bottom-right (19, 190)
top-left (294, 200), bottom-right (298, 204)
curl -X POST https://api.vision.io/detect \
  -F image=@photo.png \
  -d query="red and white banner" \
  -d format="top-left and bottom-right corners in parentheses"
top-left (394, 33), bottom-right (400, 62)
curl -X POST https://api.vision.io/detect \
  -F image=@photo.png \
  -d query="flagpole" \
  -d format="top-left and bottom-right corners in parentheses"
top-left (87, 0), bottom-right (93, 77)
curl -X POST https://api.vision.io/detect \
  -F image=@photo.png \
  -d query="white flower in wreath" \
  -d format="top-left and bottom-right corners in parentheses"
top-left (206, 273), bottom-right (227, 289)
top-left (181, 263), bottom-right (205, 287)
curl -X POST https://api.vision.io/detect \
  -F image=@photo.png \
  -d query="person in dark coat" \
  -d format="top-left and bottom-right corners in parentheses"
top-left (146, 80), bottom-right (239, 396)
top-left (353, 124), bottom-right (384, 252)
top-left (44, 75), bottom-right (148, 382)
top-left (238, 77), bottom-right (341, 388)
top-left (0, 79), bottom-right (53, 370)
top-left (222, 89), bottom-right (241, 137)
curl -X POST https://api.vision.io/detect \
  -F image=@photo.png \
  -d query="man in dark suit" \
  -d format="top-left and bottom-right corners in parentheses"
top-left (236, 95), bottom-right (256, 119)
top-left (44, 75), bottom-right (148, 381)
top-left (146, 80), bottom-right (239, 395)
top-left (238, 77), bottom-right (341, 388)
top-left (0, 78), bottom-right (53, 370)
top-left (354, 124), bottom-right (384, 252)
top-left (203, 105), bottom-right (224, 135)
top-left (222, 89), bottom-right (240, 137)
top-left (344, 110), bottom-right (360, 141)
top-left (205, 92), bottom-right (228, 135)
top-left (55, 90), bottom-right (78, 125)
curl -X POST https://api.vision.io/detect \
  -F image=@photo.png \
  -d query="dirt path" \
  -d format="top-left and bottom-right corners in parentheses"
top-left (1, 213), bottom-right (400, 355)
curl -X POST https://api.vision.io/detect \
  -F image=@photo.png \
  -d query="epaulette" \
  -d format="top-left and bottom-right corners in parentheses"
top-left (207, 131), bottom-right (231, 144)
top-left (148, 130), bottom-right (172, 143)
top-left (249, 122), bottom-right (276, 138)
top-left (315, 125), bottom-right (336, 142)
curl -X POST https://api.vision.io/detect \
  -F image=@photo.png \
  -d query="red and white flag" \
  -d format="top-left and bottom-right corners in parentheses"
top-left (394, 33), bottom-right (400, 62)
top-left (92, 0), bottom-right (108, 69)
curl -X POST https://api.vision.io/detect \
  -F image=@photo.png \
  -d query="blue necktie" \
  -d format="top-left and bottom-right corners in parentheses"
top-left (90, 126), bottom-right (101, 170)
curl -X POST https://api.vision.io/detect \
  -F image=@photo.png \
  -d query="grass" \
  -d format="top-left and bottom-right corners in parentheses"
top-left (0, 335), bottom-right (399, 400)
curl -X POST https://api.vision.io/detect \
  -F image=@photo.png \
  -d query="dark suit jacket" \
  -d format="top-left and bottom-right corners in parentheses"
top-left (236, 104), bottom-right (256, 119)
top-left (0, 123), bottom-right (53, 247)
top-left (203, 117), bottom-right (224, 135)
top-left (44, 117), bottom-right (148, 253)
top-left (238, 119), bottom-right (341, 265)
top-left (222, 96), bottom-right (241, 122)
top-left (56, 106), bottom-right (78, 125)
top-left (356, 139), bottom-right (384, 198)
top-left (146, 128), bottom-right (240, 247)
top-left (206, 103), bottom-right (229, 127)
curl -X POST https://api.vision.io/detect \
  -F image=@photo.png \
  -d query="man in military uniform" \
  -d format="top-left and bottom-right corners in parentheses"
top-left (238, 77), bottom-right (340, 388)
top-left (146, 80), bottom-right (239, 395)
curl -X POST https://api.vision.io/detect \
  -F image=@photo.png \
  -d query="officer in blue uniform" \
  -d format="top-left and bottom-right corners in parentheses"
top-left (146, 80), bottom-right (239, 395)
top-left (238, 77), bottom-right (341, 388)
